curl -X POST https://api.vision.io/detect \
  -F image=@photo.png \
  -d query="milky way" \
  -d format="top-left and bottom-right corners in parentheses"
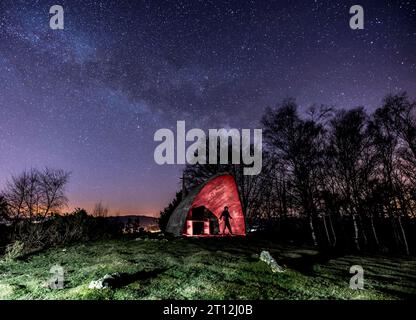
top-left (0, 0), bottom-right (415, 216)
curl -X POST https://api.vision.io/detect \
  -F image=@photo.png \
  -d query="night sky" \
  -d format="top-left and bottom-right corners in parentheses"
top-left (0, 0), bottom-right (415, 216)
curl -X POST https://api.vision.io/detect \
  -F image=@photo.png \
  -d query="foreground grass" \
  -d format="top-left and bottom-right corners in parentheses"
top-left (0, 236), bottom-right (415, 300)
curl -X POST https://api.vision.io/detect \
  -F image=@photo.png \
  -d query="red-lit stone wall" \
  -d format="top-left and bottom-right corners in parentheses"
top-left (183, 174), bottom-right (246, 236)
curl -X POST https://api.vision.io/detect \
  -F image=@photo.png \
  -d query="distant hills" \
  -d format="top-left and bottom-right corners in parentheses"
top-left (107, 215), bottom-right (159, 228)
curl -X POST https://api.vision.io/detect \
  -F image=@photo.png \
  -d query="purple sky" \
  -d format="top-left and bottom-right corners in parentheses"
top-left (0, 0), bottom-right (415, 216)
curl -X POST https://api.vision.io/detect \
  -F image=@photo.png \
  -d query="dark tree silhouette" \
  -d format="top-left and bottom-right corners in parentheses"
top-left (0, 195), bottom-right (8, 222)
top-left (261, 99), bottom-right (325, 246)
top-left (3, 168), bottom-right (70, 223)
top-left (327, 107), bottom-right (373, 250)
top-left (159, 191), bottom-right (183, 232)
top-left (93, 201), bottom-right (109, 217)
top-left (367, 93), bottom-right (416, 255)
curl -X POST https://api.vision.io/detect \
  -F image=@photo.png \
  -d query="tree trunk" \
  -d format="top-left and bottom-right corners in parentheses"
top-left (309, 215), bottom-right (318, 246)
top-left (360, 215), bottom-right (368, 247)
top-left (328, 212), bottom-right (337, 247)
top-left (370, 214), bottom-right (379, 247)
top-left (352, 214), bottom-right (360, 251)
top-left (322, 214), bottom-right (331, 247)
top-left (282, 182), bottom-right (288, 219)
top-left (397, 194), bottom-right (410, 255)
top-left (397, 215), bottom-right (410, 255)
top-left (391, 215), bottom-right (400, 248)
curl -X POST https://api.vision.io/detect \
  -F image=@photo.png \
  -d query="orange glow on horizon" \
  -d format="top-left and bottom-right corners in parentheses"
top-left (65, 203), bottom-right (161, 218)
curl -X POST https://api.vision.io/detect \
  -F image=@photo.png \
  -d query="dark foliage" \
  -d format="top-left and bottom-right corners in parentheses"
top-left (9, 208), bottom-right (122, 252)
top-left (159, 191), bottom-right (182, 232)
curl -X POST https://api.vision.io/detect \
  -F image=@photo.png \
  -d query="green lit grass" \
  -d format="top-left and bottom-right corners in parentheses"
top-left (0, 237), bottom-right (415, 300)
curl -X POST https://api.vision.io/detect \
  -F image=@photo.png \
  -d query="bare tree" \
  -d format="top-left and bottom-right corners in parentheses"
top-left (3, 168), bottom-right (70, 223)
top-left (93, 201), bottom-right (109, 217)
top-left (38, 168), bottom-right (70, 218)
top-left (261, 99), bottom-right (324, 246)
top-left (370, 94), bottom-right (416, 254)
top-left (328, 107), bottom-right (373, 250)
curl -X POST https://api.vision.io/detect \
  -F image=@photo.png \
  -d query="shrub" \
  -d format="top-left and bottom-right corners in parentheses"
top-left (159, 191), bottom-right (182, 232)
top-left (3, 241), bottom-right (25, 262)
top-left (8, 209), bottom-right (123, 253)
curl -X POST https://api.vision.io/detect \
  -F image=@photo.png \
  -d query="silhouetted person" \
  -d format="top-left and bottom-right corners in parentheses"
top-left (220, 206), bottom-right (233, 235)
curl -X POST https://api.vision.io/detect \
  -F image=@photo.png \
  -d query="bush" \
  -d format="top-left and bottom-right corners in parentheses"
top-left (9, 209), bottom-right (123, 253)
top-left (159, 191), bottom-right (182, 232)
top-left (3, 241), bottom-right (25, 262)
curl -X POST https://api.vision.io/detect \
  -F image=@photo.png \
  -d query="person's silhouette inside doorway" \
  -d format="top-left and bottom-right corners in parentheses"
top-left (220, 206), bottom-right (233, 235)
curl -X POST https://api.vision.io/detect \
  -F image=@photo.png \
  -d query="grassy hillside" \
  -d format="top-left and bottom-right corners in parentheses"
top-left (0, 236), bottom-right (415, 300)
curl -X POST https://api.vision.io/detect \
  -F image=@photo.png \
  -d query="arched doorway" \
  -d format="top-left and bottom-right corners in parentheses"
top-left (185, 206), bottom-right (219, 236)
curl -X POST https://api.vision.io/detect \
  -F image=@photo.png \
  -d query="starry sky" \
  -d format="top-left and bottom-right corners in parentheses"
top-left (0, 0), bottom-right (415, 216)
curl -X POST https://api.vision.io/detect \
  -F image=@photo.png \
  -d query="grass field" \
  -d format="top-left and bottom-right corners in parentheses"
top-left (0, 236), bottom-right (415, 300)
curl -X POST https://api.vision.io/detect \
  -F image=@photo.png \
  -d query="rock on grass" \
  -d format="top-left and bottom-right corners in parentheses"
top-left (260, 251), bottom-right (285, 273)
top-left (88, 273), bottom-right (120, 289)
